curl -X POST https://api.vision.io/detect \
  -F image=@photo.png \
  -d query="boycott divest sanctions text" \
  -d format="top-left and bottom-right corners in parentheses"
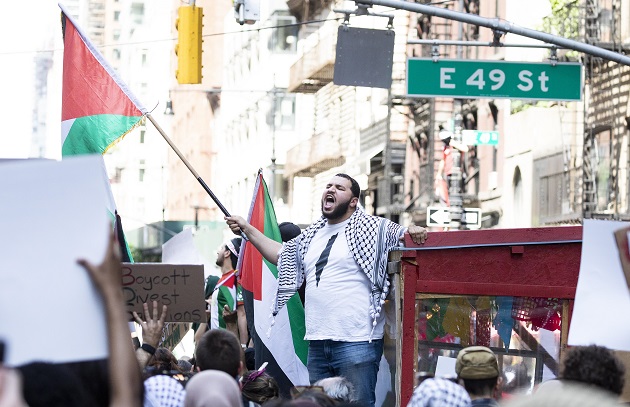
top-left (121, 265), bottom-right (204, 322)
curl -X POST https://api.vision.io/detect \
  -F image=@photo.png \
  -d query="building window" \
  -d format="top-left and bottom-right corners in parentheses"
top-left (113, 48), bottom-right (121, 60)
top-left (130, 3), bottom-right (144, 25)
top-left (268, 11), bottom-right (297, 53)
top-left (278, 94), bottom-right (296, 130)
top-left (141, 50), bottom-right (147, 66)
top-left (139, 159), bottom-right (145, 182)
top-left (114, 11), bottom-right (120, 21)
top-left (140, 129), bottom-right (145, 144)
top-left (112, 167), bottom-right (123, 183)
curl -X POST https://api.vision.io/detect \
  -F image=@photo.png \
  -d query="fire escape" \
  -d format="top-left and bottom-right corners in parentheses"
top-left (582, 0), bottom-right (630, 220)
top-left (582, 0), bottom-right (601, 218)
top-left (285, 1), bottom-right (344, 179)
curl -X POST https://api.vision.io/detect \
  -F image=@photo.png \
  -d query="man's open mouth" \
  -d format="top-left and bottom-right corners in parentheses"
top-left (323, 194), bottom-right (335, 210)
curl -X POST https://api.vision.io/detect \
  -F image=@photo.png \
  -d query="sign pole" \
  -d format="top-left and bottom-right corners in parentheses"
top-left (449, 110), bottom-right (464, 230)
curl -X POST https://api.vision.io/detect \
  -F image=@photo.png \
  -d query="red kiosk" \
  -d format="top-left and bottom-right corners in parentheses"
top-left (395, 226), bottom-right (582, 406)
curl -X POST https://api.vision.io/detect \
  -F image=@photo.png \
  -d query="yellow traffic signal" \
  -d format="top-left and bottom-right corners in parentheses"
top-left (175, 6), bottom-right (203, 84)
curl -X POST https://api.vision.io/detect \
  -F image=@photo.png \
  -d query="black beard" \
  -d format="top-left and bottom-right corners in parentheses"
top-left (321, 197), bottom-right (351, 220)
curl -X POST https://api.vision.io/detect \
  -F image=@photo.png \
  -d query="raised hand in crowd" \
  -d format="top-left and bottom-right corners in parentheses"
top-left (78, 230), bottom-right (142, 407)
top-left (133, 301), bottom-right (167, 368)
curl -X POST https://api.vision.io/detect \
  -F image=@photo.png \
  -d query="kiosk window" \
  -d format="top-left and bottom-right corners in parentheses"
top-left (415, 295), bottom-right (566, 395)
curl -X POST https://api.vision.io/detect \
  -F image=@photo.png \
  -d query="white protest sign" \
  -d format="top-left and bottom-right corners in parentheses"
top-left (162, 228), bottom-right (217, 279)
top-left (568, 219), bottom-right (630, 351)
top-left (0, 155), bottom-right (110, 366)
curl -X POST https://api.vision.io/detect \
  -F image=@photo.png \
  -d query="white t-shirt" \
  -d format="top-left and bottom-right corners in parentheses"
top-left (303, 219), bottom-right (385, 341)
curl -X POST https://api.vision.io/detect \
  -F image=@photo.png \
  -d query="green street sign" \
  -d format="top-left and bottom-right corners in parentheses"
top-left (462, 130), bottom-right (499, 146)
top-left (407, 58), bottom-right (582, 101)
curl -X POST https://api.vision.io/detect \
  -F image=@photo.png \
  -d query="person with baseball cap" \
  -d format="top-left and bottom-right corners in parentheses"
top-left (456, 346), bottom-right (501, 407)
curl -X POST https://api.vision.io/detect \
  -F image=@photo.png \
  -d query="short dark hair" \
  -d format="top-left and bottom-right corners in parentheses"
top-left (195, 329), bottom-right (241, 377)
top-left (335, 173), bottom-right (360, 198)
top-left (461, 377), bottom-right (498, 397)
top-left (560, 345), bottom-right (625, 395)
top-left (241, 370), bottom-right (280, 404)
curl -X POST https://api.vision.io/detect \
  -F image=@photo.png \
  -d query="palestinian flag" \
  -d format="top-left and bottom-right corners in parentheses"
top-left (237, 171), bottom-right (309, 392)
top-left (210, 271), bottom-right (242, 330)
top-left (60, 4), bottom-right (144, 261)
top-left (60, 4), bottom-right (146, 156)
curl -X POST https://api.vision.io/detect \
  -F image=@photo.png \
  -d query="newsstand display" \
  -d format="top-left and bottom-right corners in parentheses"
top-left (396, 226), bottom-right (582, 406)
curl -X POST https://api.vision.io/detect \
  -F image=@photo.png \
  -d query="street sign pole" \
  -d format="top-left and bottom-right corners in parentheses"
top-left (449, 112), bottom-right (464, 230)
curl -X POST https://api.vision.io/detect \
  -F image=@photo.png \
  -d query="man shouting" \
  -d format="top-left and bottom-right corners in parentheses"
top-left (226, 173), bottom-right (428, 407)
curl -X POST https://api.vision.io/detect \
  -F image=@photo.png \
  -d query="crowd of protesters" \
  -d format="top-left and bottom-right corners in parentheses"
top-left (0, 174), bottom-right (627, 406)
top-left (0, 228), bottom-right (627, 407)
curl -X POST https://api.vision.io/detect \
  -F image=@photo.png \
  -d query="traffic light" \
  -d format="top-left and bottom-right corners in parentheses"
top-left (175, 5), bottom-right (203, 84)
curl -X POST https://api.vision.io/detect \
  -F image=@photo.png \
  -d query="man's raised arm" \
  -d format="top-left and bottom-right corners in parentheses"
top-left (225, 216), bottom-right (282, 265)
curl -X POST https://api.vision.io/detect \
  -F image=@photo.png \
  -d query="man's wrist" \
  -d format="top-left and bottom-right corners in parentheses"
top-left (240, 223), bottom-right (252, 238)
top-left (140, 343), bottom-right (156, 355)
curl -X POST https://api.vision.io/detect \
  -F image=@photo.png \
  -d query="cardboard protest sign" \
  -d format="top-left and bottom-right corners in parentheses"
top-left (122, 263), bottom-right (205, 323)
top-left (614, 225), bottom-right (630, 289)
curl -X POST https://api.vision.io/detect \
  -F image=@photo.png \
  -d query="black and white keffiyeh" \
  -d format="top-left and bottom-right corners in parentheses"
top-left (143, 375), bottom-right (186, 407)
top-left (408, 378), bottom-right (471, 407)
top-left (273, 208), bottom-right (404, 339)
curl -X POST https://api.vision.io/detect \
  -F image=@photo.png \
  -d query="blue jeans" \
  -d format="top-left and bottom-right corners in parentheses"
top-left (308, 339), bottom-right (384, 407)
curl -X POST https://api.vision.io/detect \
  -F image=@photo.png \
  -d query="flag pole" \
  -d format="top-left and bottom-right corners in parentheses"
top-left (146, 113), bottom-right (232, 218)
